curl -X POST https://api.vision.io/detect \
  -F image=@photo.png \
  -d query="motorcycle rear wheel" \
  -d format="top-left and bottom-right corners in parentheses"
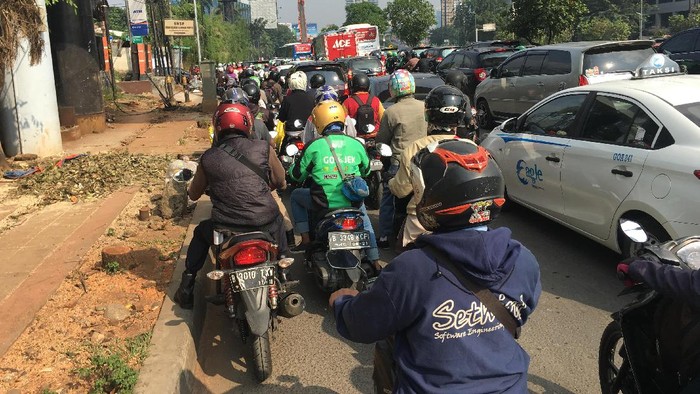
top-left (366, 171), bottom-right (382, 210)
top-left (248, 327), bottom-right (273, 382)
top-left (599, 321), bottom-right (636, 394)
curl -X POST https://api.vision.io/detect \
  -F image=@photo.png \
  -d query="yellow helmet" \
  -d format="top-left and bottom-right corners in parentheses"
top-left (312, 100), bottom-right (346, 135)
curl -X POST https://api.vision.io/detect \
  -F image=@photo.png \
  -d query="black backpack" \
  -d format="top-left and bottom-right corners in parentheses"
top-left (352, 94), bottom-right (376, 134)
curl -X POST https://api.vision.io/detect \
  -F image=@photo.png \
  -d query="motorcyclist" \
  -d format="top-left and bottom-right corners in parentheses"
top-left (307, 73), bottom-right (326, 102)
top-left (444, 70), bottom-right (479, 140)
top-left (330, 139), bottom-right (542, 393)
top-left (287, 101), bottom-right (381, 271)
top-left (415, 51), bottom-right (432, 73)
top-left (405, 52), bottom-right (419, 71)
top-left (241, 82), bottom-right (275, 139)
top-left (302, 85), bottom-right (356, 144)
top-left (174, 103), bottom-right (287, 309)
top-left (389, 85), bottom-right (471, 249)
top-left (343, 72), bottom-right (384, 138)
top-left (375, 70), bottom-right (427, 248)
top-left (279, 71), bottom-right (315, 130)
top-left (263, 70), bottom-right (284, 105)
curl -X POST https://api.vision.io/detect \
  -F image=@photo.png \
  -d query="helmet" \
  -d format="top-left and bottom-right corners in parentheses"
top-left (388, 69), bottom-right (415, 98)
top-left (424, 85), bottom-right (469, 128)
top-left (444, 70), bottom-right (469, 94)
top-left (411, 140), bottom-right (504, 232)
top-left (240, 68), bottom-right (256, 79)
top-left (351, 72), bottom-right (370, 93)
top-left (312, 100), bottom-right (347, 135)
top-left (222, 87), bottom-right (249, 105)
top-left (268, 70), bottom-right (280, 82)
top-left (214, 103), bottom-right (253, 138)
top-left (315, 85), bottom-right (339, 103)
top-left (226, 65), bottom-right (235, 74)
top-left (398, 50), bottom-right (407, 58)
top-left (241, 82), bottom-right (261, 103)
top-left (309, 73), bottom-right (326, 89)
top-left (288, 71), bottom-right (307, 91)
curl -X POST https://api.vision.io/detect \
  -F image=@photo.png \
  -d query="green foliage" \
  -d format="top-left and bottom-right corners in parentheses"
top-left (669, 5), bottom-right (700, 34)
top-left (509, 0), bottom-right (588, 45)
top-left (268, 24), bottom-right (297, 56)
top-left (321, 24), bottom-right (340, 33)
top-left (429, 26), bottom-right (459, 46)
top-left (106, 7), bottom-right (129, 35)
top-left (202, 14), bottom-right (251, 62)
top-left (579, 16), bottom-right (632, 40)
top-left (385, 0), bottom-right (435, 47)
top-left (452, 0), bottom-right (512, 45)
top-left (104, 261), bottom-right (121, 275)
top-left (344, 2), bottom-right (389, 35)
top-left (76, 333), bottom-right (151, 393)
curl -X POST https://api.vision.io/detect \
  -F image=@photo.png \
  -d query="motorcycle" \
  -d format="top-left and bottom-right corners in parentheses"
top-left (355, 135), bottom-right (392, 210)
top-left (277, 119), bottom-right (306, 187)
top-left (205, 229), bottom-right (305, 382)
top-left (598, 219), bottom-right (700, 394)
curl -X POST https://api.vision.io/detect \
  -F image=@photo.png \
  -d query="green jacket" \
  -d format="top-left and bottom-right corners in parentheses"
top-left (289, 133), bottom-right (370, 210)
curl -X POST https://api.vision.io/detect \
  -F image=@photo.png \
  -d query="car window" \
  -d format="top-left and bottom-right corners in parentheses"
top-left (438, 53), bottom-right (456, 69)
top-left (349, 58), bottom-right (382, 72)
top-left (522, 53), bottom-right (546, 76)
top-left (582, 46), bottom-right (655, 75)
top-left (520, 94), bottom-right (586, 136)
top-left (541, 50), bottom-right (572, 75)
top-left (696, 34), bottom-right (700, 51)
top-left (663, 31), bottom-right (696, 53)
top-left (460, 54), bottom-right (473, 68)
top-left (442, 48), bottom-right (457, 58)
top-left (478, 51), bottom-right (516, 68)
top-left (676, 102), bottom-right (700, 127)
top-left (301, 69), bottom-right (343, 85)
top-left (500, 54), bottom-right (526, 77)
top-left (580, 95), bottom-right (659, 147)
top-left (451, 54), bottom-right (465, 68)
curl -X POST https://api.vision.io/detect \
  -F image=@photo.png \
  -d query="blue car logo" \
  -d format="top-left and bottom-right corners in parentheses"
top-left (516, 159), bottom-right (543, 186)
top-left (516, 160), bottom-right (529, 185)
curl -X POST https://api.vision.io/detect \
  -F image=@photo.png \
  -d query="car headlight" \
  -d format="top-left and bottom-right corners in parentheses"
top-left (676, 240), bottom-right (700, 270)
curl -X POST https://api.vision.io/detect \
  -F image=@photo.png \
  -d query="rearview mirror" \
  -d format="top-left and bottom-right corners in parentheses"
top-left (285, 144), bottom-right (299, 156)
top-left (490, 68), bottom-right (498, 78)
top-left (620, 219), bottom-right (648, 243)
top-left (376, 143), bottom-right (392, 157)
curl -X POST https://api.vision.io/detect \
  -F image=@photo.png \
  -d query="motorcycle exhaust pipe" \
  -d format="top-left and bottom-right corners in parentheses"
top-left (279, 292), bottom-right (305, 318)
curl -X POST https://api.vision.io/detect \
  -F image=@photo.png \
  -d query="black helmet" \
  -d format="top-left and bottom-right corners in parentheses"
top-left (309, 73), bottom-right (326, 89)
top-left (240, 68), bottom-right (255, 79)
top-left (268, 70), bottom-right (280, 82)
top-left (411, 140), bottom-right (505, 232)
top-left (424, 85), bottom-right (469, 128)
top-left (444, 70), bottom-right (469, 94)
top-left (351, 72), bottom-right (370, 93)
top-left (241, 82), bottom-right (261, 103)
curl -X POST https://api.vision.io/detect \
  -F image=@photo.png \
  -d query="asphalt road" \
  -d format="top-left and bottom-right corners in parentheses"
top-left (191, 202), bottom-right (629, 393)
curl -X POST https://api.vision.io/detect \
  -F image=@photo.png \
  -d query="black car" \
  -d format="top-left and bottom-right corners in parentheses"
top-left (336, 56), bottom-right (385, 77)
top-left (658, 27), bottom-right (700, 74)
top-left (436, 47), bottom-right (517, 101)
top-left (368, 72), bottom-right (444, 108)
top-left (465, 40), bottom-right (521, 50)
top-left (288, 61), bottom-right (348, 98)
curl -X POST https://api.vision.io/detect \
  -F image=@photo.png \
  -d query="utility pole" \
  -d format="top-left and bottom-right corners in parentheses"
top-left (193, 0), bottom-right (202, 63)
top-left (102, 0), bottom-right (117, 98)
top-left (639, 0), bottom-right (643, 39)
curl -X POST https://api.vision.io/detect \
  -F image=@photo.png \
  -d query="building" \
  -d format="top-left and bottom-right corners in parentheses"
top-left (436, 10), bottom-right (442, 28)
top-left (345, 0), bottom-right (379, 6)
top-left (217, 0), bottom-right (252, 24)
top-left (441, 0), bottom-right (457, 27)
top-left (250, 0), bottom-right (278, 28)
top-left (648, 0), bottom-right (700, 28)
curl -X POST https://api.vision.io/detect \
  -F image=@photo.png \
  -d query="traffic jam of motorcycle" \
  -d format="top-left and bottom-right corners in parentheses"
top-left (177, 27), bottom-right (700, 392)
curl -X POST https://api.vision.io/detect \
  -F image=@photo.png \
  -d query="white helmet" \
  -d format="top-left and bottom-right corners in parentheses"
top-left (288, 71), bottom-right (307, 91)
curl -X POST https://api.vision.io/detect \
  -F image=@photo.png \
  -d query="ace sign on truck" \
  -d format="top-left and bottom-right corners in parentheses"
top-left (313, 32), bottom-right (357, 60)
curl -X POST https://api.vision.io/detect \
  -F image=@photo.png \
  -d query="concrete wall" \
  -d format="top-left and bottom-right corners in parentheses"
top-left (0, 0), bottom-right (63, 157)
top-left (250, 0), bottom-right (278, 28)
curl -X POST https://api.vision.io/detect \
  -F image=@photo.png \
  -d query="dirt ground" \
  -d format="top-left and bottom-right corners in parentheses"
top-left (0, 92), bottom-right (212, 393)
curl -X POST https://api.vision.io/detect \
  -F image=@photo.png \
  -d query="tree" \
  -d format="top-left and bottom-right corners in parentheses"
top-left (452, 0), bottom-right (511, 45)
top-left (106, 6), bottom-right (128, 36)
top-left (669, 5), bottom-right (700, 34)
top-left (249, 18), bottom-right (272, 60)
top-left (385, 0), bottom-right (435, 47)
top-left (578, 16), bottom-right (631, 41)
top-left (344, 3), bottom-right (389, 34)
top-left (268, 24), bottom-right (297, 55)
top-left (508, 0), bottom-right (588, 45)
top-left (429, 26), bottom-right (458, 46)
top-left (201, 14), bottom-right (251, 62)
top-left (321, 24), bottom-right (339, 33)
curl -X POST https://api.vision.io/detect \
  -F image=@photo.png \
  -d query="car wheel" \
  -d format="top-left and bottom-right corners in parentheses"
top-left (477, 99), bottom-right (494, 130)
top-left (619, 217), bottom-right (670, 259)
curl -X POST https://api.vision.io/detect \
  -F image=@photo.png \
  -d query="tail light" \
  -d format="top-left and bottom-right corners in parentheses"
top-left (436, 57), bottom-right (443, 63)
top-left (579, 75), bottom-right (589, 86)
top-left (294, 141), bottom-right (305, 151)
top-left (335, 216), bottom-right (362, 230)
top-left (694, 170), bottom-right (700, 179)
top-left (223, 239), bottom-right (275, 266)
top-left (474, 68), bottom-right (487, 82)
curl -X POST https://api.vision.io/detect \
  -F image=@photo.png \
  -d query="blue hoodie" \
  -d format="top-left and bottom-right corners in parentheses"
top-left (333, 227), bottom-right (542, 393)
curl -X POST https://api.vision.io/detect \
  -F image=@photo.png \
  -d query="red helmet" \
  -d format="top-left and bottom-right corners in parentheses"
top-left (214, 103), bottom-right (253, 137)
top-left (226, 65), bottom-right (235, 74)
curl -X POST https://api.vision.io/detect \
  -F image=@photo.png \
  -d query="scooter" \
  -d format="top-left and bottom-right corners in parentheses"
top-left (205, 229), bottom-right (305, 382)
top-left (355, 135), bottom-right (392, 210)
top-left (598, 219), bottom-right (700, 394)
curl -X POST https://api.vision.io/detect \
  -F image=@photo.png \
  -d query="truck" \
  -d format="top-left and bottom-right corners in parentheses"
top-left (313, 32), bottom-right (357, 61)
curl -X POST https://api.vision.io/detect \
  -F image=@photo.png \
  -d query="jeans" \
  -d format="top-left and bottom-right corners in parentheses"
top-left (290, 188), bottom-right (379, 261)
top-left (379, 164), bottom-right (399, 239)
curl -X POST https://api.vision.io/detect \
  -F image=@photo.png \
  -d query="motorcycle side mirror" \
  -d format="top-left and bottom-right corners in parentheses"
top-left (620, 219), bottom-right (648, 243)
top-left (269, 130), bottom-right (278, 140)
top-left (293, 119), bottom-right (303, 129)
top-left (172, 168), bottom-right (194, 182)
top-left (285, 144), bottom-right (299, 156)
top-left (376, 143), bottom-right (392, 157)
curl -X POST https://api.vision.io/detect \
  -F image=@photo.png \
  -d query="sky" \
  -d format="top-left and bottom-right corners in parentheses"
top-left (277, 0), bottom-right (442, 28)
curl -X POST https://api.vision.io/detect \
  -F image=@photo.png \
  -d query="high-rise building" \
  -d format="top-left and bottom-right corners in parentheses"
top-left (346, 0), bottom-right (379, 6)
top-left (249, 0), bottom-right (278, 28)
top-left (441, 0), bottom-right (457, 27)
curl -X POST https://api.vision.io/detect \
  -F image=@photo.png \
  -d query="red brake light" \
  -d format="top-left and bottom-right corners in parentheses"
top-left (694, 170), bottom-right (700, 179)
top-left (474, 68), bottom-right (487, 82)
top-left (335, 216), bottom-right (361, 230)
top-left (294, 141), bottom-right (305, 151)
top-left (225, 239), bottom-right (275, 266)
top-left (436, 57), bottom-right (443, 62)
top-left (494, 48), bottom-right (506, 52)
top-left (234, 246), bottom-right (267, 266)
top-left (579, 75), bottom-right (589, 86)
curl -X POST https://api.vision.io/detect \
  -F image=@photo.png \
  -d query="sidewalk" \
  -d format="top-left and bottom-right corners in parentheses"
top-left (0, 187), bottom-right (137, 356)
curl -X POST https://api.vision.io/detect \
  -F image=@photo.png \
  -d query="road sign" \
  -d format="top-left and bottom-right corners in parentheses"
top-left (482, 23), bottom-right (496, 32)
top-left (132, 36), bottom-right (143, 44)
top-left (164, 19), bottom-right (195, 36)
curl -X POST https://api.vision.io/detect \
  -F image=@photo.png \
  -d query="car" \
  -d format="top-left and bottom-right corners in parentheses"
top-left (436, 47), bottom-right (518, 102)
top-left (475, 40), bottom-right (656, 129)
top-left (465, 40), bottom-right (522, 50)
top-left (479, 54), bottom-right (700, 257)
top-left (368, 72), bottom-right (444, 108)
top-left (423, 45), bottom-right (460, 70)
top-left (412, 46), bottom-right (432, 57)
top-left (336, 56), bottom-right (385, 77)
top-left (658, 27), bottom-right (700, 74)
top-left (288, 61), bottom-right (348, 98)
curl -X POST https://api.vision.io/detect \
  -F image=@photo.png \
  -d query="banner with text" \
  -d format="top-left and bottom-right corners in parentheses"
top-left (128, 0), bottom-right (149, 37)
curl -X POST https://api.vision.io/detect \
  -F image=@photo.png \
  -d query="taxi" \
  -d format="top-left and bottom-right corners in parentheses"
top-left (480, 54), bottom-right (700, 256)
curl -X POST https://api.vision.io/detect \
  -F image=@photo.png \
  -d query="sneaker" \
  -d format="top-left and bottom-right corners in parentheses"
top-left (377, 236), bottom-right (390, 249)
top-left (290, 243), bottom-right (310, 254)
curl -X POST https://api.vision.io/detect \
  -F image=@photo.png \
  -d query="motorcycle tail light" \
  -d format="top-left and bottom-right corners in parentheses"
top-left (234, 246), bottom-right (267, 266)
top-left (694, 170), bottom-right (700, 180)
top-left (474, 68), bottom-right (487, 82)
top-left (222, 239), bottom-right (274, 266)
top-left (294, 141), bottom-right (305, 151)
top-left (578, 75), bottom-right (589, 86)
top-left (335, 216), bottom-right (362, 230)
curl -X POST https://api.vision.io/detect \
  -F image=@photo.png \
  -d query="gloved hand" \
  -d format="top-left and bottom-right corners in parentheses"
top-left (617, 258), bottom-right (638, 288)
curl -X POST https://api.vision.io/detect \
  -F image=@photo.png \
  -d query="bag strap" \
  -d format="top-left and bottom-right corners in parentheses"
top-left (352, 94), bottom-right (365, 108)
top-left (424, 244), bottom-right (521, 339)
top-left (323, 136), bottom-right (347, 179)
top-left (218, 143), bottom-right (270, 184)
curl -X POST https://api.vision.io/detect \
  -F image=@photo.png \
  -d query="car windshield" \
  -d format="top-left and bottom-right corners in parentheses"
top-left (441, 48), bottom-right (457, 57)
top-left (350, 59), bottom-right (382, 71)
top-left (676, 102), bottom-right (700, 127)
top-left (479, 51), bottom-right (516, 68)
top-left (301, 69), bottom-right (343, 85)
top-left (583, 46), bottom-right (655, 74)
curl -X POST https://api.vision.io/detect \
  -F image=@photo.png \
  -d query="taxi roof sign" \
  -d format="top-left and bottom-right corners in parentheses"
top-left (634, 54), bottom-right (684, 79)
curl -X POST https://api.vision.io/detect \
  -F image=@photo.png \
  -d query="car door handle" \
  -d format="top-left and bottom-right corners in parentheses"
top-left (545, 155), bottom-right (560, 163)
top-left (611, 169), bottom-right (633, 177)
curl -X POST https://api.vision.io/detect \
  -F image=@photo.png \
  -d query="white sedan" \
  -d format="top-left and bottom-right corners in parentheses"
top-left (480, 55), bottom-right (700, 256)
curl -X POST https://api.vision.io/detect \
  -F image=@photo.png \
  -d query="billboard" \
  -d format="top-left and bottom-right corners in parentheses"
top-left (292, 23), bottom-right (318, 39)
top-left (128, 0), bottom-right (149, 37)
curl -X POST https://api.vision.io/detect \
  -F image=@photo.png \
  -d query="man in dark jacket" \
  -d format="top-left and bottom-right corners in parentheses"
top-left (279, 71), bottom-right (315, 129)
top-left (174, 103), bottom-right (287, 309)
top-left (330, 139), bottom-right (542, 393)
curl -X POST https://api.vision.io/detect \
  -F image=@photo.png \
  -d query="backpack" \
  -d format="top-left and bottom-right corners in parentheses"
top-left (352, 94), bottom-right (376, 134)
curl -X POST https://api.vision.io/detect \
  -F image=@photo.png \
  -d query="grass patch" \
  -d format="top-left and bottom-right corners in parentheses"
top-left (103, 261), bottom-right (122, 275)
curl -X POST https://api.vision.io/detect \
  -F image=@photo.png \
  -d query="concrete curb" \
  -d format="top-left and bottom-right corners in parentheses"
top-left (135, 200), bottom-right (212, 393)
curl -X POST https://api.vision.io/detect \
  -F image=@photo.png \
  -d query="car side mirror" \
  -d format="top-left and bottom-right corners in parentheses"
top-left (490, 68), bottom-right (499, 78)
top-left (502, 118), bottom-right (516, 132)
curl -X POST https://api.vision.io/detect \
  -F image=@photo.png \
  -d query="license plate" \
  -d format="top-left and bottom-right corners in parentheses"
top-left (328, 231), bottom-right (371, 250)
top-left (370, 159), bottom-right (383, 171)
top-left (230, 266), bottom-right (275, 292)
